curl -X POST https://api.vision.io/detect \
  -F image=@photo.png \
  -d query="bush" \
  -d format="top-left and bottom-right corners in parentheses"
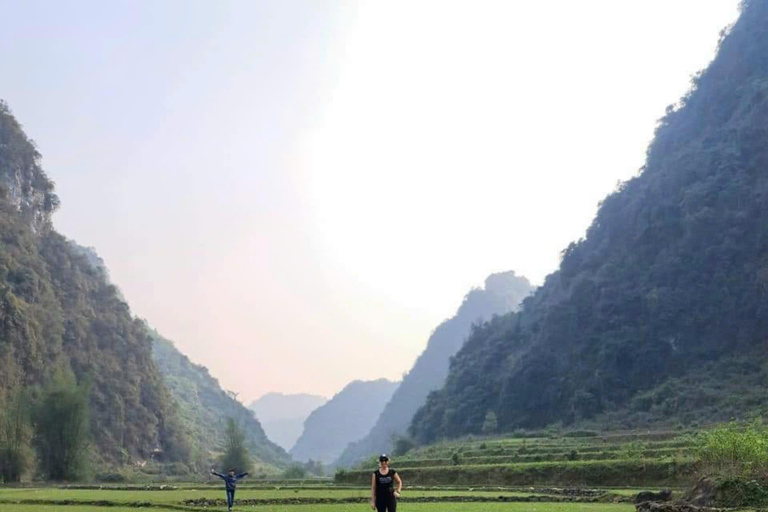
top-left (620, 442), bottom-right (647, 461)
top-left (714, 478), bottom-right (768, 507)
top-left (164, 462), bottom-right (191, 476)
top-left (563, 430), bottom-right (599, 438)
top-left (282, 464), bottom-right (308, 479)
top-left (695, 420), bottom-right (768, 479)
top-left (96, 471), bottom-right (127, 483)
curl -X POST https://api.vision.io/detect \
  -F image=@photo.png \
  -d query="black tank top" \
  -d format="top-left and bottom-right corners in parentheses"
top-left (374, 469), bottom-right (397, 498)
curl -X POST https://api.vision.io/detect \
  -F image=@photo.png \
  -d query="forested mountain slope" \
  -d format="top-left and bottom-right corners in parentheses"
top-left (68, 244), bottom-right (289, 467)
top-left (335, 271), bottom-right (532, 467)
top-left (152, 333), bottom-right (290, 466)
top-left (0, 101), bottom-right (189, 464)
top-left (290, 379), bottom-right (398, 464)
top-left (249, 393), bottom-right (327, 451)
top-left (410, 0), bottom-right (768, 443)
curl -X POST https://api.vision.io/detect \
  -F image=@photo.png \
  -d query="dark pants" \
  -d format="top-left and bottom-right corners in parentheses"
top-left (376, 495), bottom-right (397, 512)
top-left (226, 489), bottom-right (235, 508)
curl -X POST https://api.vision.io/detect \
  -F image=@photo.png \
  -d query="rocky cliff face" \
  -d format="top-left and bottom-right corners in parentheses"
top-left (0, 101), bottom-right (190, 465)
top-left (0, 101), bottom-right (59, 232)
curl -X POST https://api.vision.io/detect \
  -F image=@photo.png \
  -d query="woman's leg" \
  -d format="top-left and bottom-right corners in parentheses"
top-left (376, 496), bottom-right (397, 512)
top-left (227, 489), bottom-right (235, 508)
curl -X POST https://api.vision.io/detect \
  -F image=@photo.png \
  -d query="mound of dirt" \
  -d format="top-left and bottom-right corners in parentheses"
top-left (685, 478), bottom-right (717, 507)
top-left (634, 490), bottom-right (672, 504)
top-left (635, 502), bottom-right (722, 512)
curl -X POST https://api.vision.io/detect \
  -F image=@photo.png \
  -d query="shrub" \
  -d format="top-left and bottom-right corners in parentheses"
top-left (164, 462), bottom-right (191, 476)
top-left (563, 430), bottom-right (599, 438)
top-left (96, 471), bottom-right (127, 483)
top-left (620, 442), bottom-right (647, 461)
top-left (694, 420), bottom-right (768, 480)
top-left (282, 464), bottom-right (308, 479)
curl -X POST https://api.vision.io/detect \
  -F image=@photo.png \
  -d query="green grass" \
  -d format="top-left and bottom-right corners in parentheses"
top-left (0, 503), bottom-right (636, 512)
top-left (0, 487), bottom-right (546, 503)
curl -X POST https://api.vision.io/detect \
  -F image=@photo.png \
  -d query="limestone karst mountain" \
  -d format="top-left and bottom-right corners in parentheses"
top-left (249, 393), bottom-right (327, 451)
top-left (410, 0), bottom-right (768, 442)
top-left (335, 271), bottom-right (532, 467)
top-left (290, 379), bottom-right (398, 464)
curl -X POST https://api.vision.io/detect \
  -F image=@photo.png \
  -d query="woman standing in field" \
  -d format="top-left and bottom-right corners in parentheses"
top-left (371, 454), bottom-right (402, 512)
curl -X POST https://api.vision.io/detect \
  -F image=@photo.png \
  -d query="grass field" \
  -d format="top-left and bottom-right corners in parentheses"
top-left (0, 487), bottom-right (550, 502)
top-left (0, 483), bottom-right (652, 511)
top-left (0, 429), bottom-right (704, 510)
top-left (0, 500), bottom-right (637, 512)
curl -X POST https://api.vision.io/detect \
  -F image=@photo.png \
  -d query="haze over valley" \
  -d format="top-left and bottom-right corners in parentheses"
top-left (6, 5), bottom-right (768, 510)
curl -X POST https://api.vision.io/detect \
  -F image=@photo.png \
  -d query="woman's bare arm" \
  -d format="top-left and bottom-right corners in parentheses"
top-left (394, 472), bottom-right (402, 494)
top-left (370, 473), bottom-right (376, 509)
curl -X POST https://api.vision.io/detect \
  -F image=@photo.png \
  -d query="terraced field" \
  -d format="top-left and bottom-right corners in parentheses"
top-left (336, 430), bottom-right (698, 487)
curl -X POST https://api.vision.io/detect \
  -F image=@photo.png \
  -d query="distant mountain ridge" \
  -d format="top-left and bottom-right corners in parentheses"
top-left (409, 0), bottom-right (768, 442)
top-left (335, 271), bottom-right (532, 467)
top-left (249, 393), bottom-right (327, 451)
top-left (290, 379), bottom-right (398, 464)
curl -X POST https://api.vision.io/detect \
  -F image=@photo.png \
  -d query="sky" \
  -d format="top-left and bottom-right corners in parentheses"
top-left (0, 0), bottom-right (741, 401)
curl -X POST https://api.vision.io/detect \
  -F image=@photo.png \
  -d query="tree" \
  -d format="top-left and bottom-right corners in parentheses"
top-left (35, 371), bottom-right (90, 481)
top-left (304, 459), bottom-right (325, 476)
top-left (481, 410), bottom-right (498, 434)
top-left (392, 435), bottom-right (415, 456)
top-left (0, 389), bottom-right (33, 482)
top-left (282, 463), bottom-right (307, 479)
top-left (218, 418), bottom-right (251, 473)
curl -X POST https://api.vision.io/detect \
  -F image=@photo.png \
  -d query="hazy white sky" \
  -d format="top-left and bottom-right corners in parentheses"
top-left (1, 0), bottom-right (740, 401)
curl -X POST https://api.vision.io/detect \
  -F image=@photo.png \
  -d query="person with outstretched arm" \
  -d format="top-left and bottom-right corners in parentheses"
top-left (370, 454), bottom-right (402, 511)
top-left (211, 468), bottom-right (249, 511)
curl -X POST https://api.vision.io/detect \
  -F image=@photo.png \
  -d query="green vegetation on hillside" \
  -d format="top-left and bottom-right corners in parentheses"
top-left (336, 272), bottom-right (532, 468)
top-left (0, 101), bottom-right (189, 476)
top-left (409, 0), bottom-right (768, 443)
top-left (151, 331), bottom-right (289, 467)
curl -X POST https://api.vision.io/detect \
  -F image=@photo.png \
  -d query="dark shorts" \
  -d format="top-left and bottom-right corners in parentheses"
top-left (375, 494), bottom-right (397, 512)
